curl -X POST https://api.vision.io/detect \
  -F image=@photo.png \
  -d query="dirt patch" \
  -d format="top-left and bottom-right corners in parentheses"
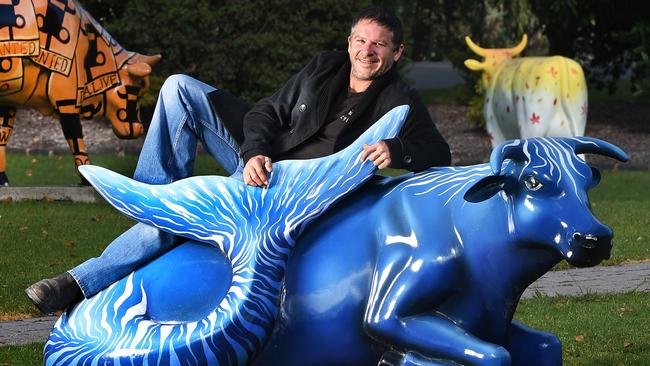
top-left (430, 101), bottom-right (649, 170)
top-left (7, 109), bottom-right (145, 156)
top-left (583, 101), bottom-right (650, 170)
top-left (6, 101), bottom-right (649, 170)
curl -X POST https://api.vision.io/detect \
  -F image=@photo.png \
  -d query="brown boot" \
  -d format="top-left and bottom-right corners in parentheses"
top-left (25, 272), bottom-right (84, 315)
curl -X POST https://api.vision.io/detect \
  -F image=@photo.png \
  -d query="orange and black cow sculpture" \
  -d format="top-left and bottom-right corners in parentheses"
top-left (0, 0), bottom-right (160, 185)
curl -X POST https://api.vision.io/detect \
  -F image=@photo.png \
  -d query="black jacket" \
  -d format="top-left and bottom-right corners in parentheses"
top-left (236, 51), bottom-right (451, 171)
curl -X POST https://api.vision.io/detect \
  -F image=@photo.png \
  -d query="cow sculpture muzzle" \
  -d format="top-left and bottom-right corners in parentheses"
top-left (566, 225), bottom-right (614, 267)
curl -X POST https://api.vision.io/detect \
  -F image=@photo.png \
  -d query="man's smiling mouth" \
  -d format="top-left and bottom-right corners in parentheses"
top-left (357, 58), bottom-right (376, 66)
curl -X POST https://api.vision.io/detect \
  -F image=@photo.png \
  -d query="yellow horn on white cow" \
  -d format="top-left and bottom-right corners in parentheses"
top-left (126, 62), bottom-right (152, 77)
top-left (465, 36), bottom-right (487, 57)
top-left (508, 34), bottom-right (528, 57)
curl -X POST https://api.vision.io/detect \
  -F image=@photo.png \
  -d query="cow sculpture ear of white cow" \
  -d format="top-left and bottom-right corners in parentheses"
top-left (464, 59), bottom-right (484, 71)
top-left (463, 175), bottom-right (508, 203)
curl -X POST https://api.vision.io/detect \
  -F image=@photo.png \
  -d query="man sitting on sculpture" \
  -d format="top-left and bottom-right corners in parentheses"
top-left (25, 5), bottom-right (451, 314)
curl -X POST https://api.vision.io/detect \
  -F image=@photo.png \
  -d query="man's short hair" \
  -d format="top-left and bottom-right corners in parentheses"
top-left (351, 5), bottom-right (404, 50)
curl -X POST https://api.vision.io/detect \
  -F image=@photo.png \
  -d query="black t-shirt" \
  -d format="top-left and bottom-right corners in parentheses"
top-left (277, 90), bottom-right (365, 161)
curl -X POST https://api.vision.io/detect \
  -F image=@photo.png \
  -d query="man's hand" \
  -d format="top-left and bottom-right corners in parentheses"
top-left (360, 141), bottom-right (391, 169)
top-left (244, 155), bottom-right (273, 187)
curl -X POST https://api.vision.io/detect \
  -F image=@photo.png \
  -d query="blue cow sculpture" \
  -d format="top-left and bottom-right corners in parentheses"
top-left (43, 105), bottom-right (627, 365)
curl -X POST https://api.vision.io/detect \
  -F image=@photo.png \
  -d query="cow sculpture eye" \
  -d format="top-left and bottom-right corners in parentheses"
top-left (524, 175), bottom-right (542, 191)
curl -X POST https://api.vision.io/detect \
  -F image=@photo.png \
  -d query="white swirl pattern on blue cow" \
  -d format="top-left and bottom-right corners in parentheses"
top-left (385, 137), bottom-right (600, 207)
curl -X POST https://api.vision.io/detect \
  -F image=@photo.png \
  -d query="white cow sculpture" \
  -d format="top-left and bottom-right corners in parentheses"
top-left (465, 34), bottom-right (588, 147)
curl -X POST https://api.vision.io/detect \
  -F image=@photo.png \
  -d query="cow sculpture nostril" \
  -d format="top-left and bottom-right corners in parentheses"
top-left (581, 234), bottom-right (598, 249)
top-left (572, 232), bottom-right (599, 249)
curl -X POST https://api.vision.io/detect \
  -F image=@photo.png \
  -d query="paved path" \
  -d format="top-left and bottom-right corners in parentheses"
top-left (0, 316), bottom-right (57, 348)
top-left (521, 261), bottom-right (650, 298)
top-left (1, 262), bottom-right (648, 347)
top-left (0, 186), bottom-right (102, 203)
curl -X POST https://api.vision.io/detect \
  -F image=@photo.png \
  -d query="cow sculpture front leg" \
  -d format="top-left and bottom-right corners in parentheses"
top-left (364, 244), bottom-right (512, 366)
top-left (506, 320), bottom-right (561, 366)
top-left (59, 113), bottom-right (90, 184)
top-left (0, 106), bottom-right (16, 186)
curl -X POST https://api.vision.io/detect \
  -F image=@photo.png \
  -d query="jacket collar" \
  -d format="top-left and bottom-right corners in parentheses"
top-left (350, 62), bottom-right (399, 124)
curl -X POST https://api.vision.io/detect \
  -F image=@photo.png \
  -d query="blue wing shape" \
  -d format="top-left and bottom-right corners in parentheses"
top-left (78, 104), bottom-right (408, 254)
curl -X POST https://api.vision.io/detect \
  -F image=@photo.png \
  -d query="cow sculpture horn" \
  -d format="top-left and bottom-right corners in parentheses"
top-left (489, 140), bottom-right (527, 175)
top-left (508, 34), bottom-right (528, 57)
top-left (465, 36), bottom-right (487, 57)
top-left (465, 35), bottom-right (528, 58)
top-left (566, 137), bottom-right (629, 162)
top-left (489, 137), bottom-right (629, 175)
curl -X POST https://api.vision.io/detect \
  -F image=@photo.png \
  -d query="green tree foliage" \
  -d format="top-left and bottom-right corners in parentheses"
top-left (78, 0), bottom-right (126, 23)
top-left (82, 0), bottom-right (370, 103)
top-left (79, 0), bottom-right (648, 104)
top-left (529, 0), bottom-right (650, 98)
top-left (385, 1), bottom-right (547, 69)
top-left (397, 0), bottom-right (650, 100)
top-left (387, 1), bottom-right (548, 126)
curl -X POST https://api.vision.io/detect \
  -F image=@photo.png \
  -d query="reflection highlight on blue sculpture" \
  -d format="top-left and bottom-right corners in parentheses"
top-left (44, 128), bottom-right (627, 365)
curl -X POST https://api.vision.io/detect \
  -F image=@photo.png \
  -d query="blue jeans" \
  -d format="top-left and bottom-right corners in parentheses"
top-left (70, 75), bottom-right (245, 297)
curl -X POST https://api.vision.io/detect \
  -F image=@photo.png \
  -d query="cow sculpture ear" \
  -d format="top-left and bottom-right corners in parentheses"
top-left (464, 59), bottom-right (484, 71)
top-left (464, 175), bottom-right (508, 203)
top-left (126, 63), bottom-right (152, 77)
top-left (588, 166), bottom-right (601, 189)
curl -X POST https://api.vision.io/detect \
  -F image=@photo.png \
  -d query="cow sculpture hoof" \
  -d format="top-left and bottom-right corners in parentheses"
top-left (44, 133), bottom-right (628, 365)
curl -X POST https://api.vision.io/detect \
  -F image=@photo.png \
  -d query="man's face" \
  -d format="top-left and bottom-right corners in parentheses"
top-left (348, 19), bottom-right (404, 82)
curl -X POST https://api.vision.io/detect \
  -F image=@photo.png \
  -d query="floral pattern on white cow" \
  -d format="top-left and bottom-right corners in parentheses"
top-left (464, 34), bottom-right (588, 148)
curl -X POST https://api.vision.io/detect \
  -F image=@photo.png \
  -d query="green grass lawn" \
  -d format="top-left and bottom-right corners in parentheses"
top-left (0, 201), bottom-right (136, 318)
top-left (4, 153), bottom-right (227, 186)
top-left (516, 292), bottom-right (650, 365)
top-left (0, 292), bottom-right (648, 365)
top-left (587, 79), bottom-right (648, 103)
top-left (419, 84), bottom-right (475, 105)
top-left (0, 342), bottom-right (43, 366)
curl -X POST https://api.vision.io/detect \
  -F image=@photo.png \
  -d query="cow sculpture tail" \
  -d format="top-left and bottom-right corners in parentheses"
top-left (43, 105), bottom-right (409, 365)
